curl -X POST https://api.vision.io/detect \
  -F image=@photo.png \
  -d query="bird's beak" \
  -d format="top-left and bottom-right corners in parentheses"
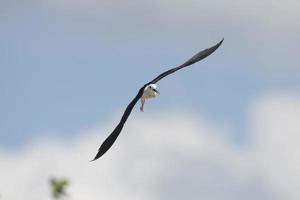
top-left (154, 89), bottom-right (160, 95)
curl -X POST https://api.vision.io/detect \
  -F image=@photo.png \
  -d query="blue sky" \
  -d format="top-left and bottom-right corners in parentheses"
top-left (1, 0), bottom-right (300, 199)
top-left (1, 0), bottom-right (299, 149)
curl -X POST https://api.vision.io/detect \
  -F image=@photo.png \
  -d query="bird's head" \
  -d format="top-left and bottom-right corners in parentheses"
top-left (144, 84), bottom-right (160, 97)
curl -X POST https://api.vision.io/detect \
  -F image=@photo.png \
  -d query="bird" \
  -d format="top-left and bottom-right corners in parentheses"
top-left (91, 38), bottom-right (224, 161)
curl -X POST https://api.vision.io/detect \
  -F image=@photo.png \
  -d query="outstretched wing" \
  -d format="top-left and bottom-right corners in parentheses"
top-left (149, 38), bottom-right (223, 84)
top-left (91, 39), bottom-right (223, 161)
top-left (91, 86), bottom-right (146, 161)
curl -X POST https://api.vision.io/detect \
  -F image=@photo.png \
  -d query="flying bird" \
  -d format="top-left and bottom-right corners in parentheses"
top-left (91, 39), bottom-right (224, 161)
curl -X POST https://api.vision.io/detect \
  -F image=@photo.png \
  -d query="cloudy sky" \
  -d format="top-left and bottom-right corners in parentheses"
top-left (0, 0), bottom-right (300, 199)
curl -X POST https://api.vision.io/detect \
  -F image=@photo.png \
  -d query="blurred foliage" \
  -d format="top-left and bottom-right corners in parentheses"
top-left (49, 177), bottom-right (69, 199)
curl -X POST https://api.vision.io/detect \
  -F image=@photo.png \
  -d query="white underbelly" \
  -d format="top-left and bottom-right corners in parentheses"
top-left (142, 90), bottom-right (156, 99)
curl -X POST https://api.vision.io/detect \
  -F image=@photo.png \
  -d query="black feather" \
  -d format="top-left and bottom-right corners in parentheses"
top-left (91, 86), bottom-right (146, 161)
top-left (91, 39), bottom-right (223, 161)
top-left (149, 38), bottom-right (223, 84)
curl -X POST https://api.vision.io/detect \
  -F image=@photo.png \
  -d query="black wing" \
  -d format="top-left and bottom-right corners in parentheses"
top-left (92, 39), bottom-right (223, 161)
top-left (91, 86), bottom-right (146, 161)
top-left (149, 38), bottom-right (223, 84)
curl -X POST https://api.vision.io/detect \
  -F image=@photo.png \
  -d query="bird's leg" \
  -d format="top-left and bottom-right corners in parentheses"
top-left (140, 99), bottom-right (145, 112)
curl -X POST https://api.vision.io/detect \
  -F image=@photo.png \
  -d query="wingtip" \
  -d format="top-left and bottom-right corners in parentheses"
top-left (217, 38), bottom-right (224, 46)
top-left (212, 38), bottom-right (224, 51)
top-left (89, 158), bottom-right (97, 162)
top-left (89, 153), bottom-right (101, 162)
top-left (90, 148), bottom-right (107, 162)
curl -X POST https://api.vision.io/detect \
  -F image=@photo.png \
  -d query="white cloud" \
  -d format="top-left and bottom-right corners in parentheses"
top-left (0, 93), bottom-right (300, 200)
top-left (3, 0), bottom-right (299, 75)
top-left (38, 0), bottom-right (300, 32)
top-left (35, 0), bottom-right (300, 74)
top-left (249, 93), bottom-right (300, 199)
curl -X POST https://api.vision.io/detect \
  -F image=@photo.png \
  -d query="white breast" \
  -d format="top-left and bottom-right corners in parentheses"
top-left (141, 84), bottom-right (158, 99)
top-left (142, 89), bottom-right (156, 99)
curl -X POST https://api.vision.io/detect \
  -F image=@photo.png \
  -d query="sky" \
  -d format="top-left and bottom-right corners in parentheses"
top-left (0, 0), bottom-right (300, 199)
